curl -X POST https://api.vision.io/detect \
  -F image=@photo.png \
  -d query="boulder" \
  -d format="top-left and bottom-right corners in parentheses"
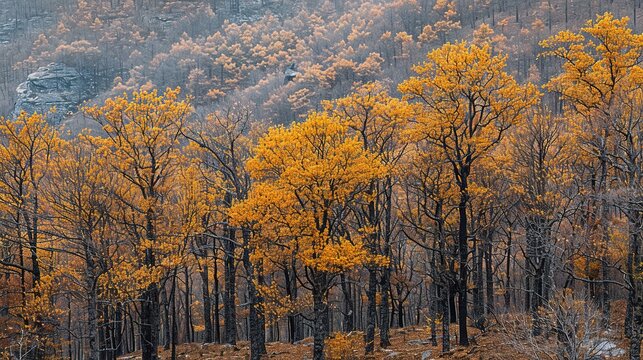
top-left (592, 340), bottom-right (625, 357)
top-left (13, 63), bottom-right (94, 124)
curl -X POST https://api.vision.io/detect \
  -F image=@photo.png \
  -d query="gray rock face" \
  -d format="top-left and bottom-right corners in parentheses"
top-left (13, 63), bottom-right (94, 124)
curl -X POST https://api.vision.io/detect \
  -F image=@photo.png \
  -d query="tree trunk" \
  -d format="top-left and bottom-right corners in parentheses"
top-left (184, 268), bottom-right (192, 343)
top-left (380, 265), bottom-right (392, 347)
top-left (505, 229), bottom-right (512, 311)
top-left (472, 236), bottom-right (484, 329)
top-left (115, 303), bottom-right (123, 357)
top-left (242, 231), bottom-right (266, 360)
top-left (449, 284), bottom-right (457, 324)
top-left (364, 268), bottom-right (377, 354)
top-left (457, 187), bottom-right (469, 346)
top-left (200, 260), bottom-right (213, 343)
top-left (162, 288), bottom-right (170, 350)
top-left (223, 225), bottom-right (237, 345)
top-left (626, 209), bottom-right (642, 360)
top-left (141, 280), bottom-right (160, 360)
top-left (171, 270), bottom-right (178, 360)
top-left (141, 240), bottom-right (160, 360)
top-left (141, 207), bottom-right (160, 360)
top-left (284, 262), bottom-right (303, 343)
top-left (213, 245), bottom-right (221, 344)
top-left (340, 273), bottom-right (354, 332)
top-left (312, 272), bottom-right (329, 360)
top-left (380, 180), bottom-right (393, 347)
top-left (429, 283), bottom-right (438, 347)
top-left (526, 216), bottom-right (551, 336)
top-left (441, 284), bottom-right (451, 353)
top-left (485, 229), bottom-right (494, 315)
top-left (87, 279), bottom-right (99, 360)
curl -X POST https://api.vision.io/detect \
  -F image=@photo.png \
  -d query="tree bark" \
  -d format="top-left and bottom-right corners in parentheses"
top-left (199, 258), bottom-right (213, 343)
top-left (380, 179), bottom-right (393, 347)
top-left (626, 209), bottom-right (642, 360)
top-left (284, 262), bottom-right (303, 343)
top-left (472, 235), bottom-right (484, 329)
top-left (340, 273), bottom-right (354, 332)
top-left (223, 224), bottom-right (237, 345)
top-left (86, 285), bottom-right (99, 360)
top-left (242, 230), bottom-right (266, 360)
top-left (312, 272), bottom-right (329, 360)
top-left (484, 228), bottom-right (494, 315)
top-left (441, 284), bottom-right (451, 353)
top-left (141, 210), bottom-right (160, 360)
top-left (364, 268), bottom-right (377, 354)
top-left (457, 187), bottom-right (469, 346)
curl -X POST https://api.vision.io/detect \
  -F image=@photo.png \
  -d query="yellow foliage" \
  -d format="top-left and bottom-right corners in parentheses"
top-left (326, 332), bottom-right (361, 360)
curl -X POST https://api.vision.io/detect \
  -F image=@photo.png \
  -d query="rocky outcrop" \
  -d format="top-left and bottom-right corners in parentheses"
top-left (13, 63), bottom-right (95, 124)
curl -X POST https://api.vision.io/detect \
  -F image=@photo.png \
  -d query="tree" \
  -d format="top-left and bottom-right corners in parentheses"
top-left (84, 88), bottom-right (191, 360)
top-left (502, 110), bottom-right (576, 334)
top-left (541, 14), bottom-right (643, 359)
top-left (399, 135), bottom-right (458, 353)
top-left (0, 111), bottom-right (61, 358)
top-left (230, 112), bottom-right (385, 360)
top-left (44, 137), bottom-right (120, 360)
top-left (324, 82), bottom-right (412, 352)
top-left (181, 104), bottom-right (264, 354)
top-left (399, 41), bottom-right (538, 345)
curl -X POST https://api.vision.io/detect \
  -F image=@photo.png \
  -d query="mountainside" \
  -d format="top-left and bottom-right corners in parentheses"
top-left (0, 0), bottom-right (641, 124)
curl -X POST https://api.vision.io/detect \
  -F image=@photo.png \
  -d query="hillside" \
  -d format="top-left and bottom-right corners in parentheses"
top-left (0, 0), bottom-right (641, 124)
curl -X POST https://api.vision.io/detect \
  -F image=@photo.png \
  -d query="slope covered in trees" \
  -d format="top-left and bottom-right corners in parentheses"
top-left (0, 2), bottom-right (642, 360)
top-left (0, 0), bottom-right (641, 123)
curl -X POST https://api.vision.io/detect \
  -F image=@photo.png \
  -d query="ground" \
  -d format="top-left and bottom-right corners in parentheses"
top-left (119, 300), bottom-right (632, 359)
top-left (117, 326), bottom-right (630, 359)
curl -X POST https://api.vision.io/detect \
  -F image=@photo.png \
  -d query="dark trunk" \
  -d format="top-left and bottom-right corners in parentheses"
top-left (213, 245), bottom-right (221, 344)
top-left (626, 209), bottom-right (642, 360)
top-left (396, 290), bottom-right (404, 328)
top-left (171, 270), bottom-right (178, 360)
top-left (141, 207), bottom-right (160, 360)
top-left (199, 259), bottom-right (213, 343)
top-left (141, 279), bottom-right (159, 360)
top-left (380, 179), bottom-right (393, 347)
top-left (84, 236), bottom-right (99, 360)
top-left (380, 265), bottom-right (392, 347)
top-left (115, 303), bottom-right (123, 357)
top-left (485, 229), bottom-right (494, 315)
top-left (162, 288), bottom-right (170, 350)
top-left (441, 284), bottom-right (451, 353)
top-left (87, 281), bottom-right (99, 360)
top-left (364, 268), bottom-right (377, 353)
top-left (429, 283), bottom-right (438, 346)
top-left (242, 230), bottom-right (266, 360)
top-left (449, 285), bottom-right (457, 324)
top-left (223, 224), bottom-right (237, 344)
top-left (472, 235), bottom-right (484, 329)
top-left (184, 268), bottom-right (192, 343)
top-left (505, 229), bottom-right (512, 311)
top-left (526, 216), bottom-right (551, 336)
top-left (340, 273), bottom-right (354, 332)
top-left (457, 186), bottom-right (469, 346)
top-left (312, 272), bottom-right (329, 360)
top-left (284, 262), bottom-right (303, 343)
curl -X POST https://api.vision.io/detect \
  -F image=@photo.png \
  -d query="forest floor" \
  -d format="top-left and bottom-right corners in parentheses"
top-left (119, 300), bottom-right (631, 359)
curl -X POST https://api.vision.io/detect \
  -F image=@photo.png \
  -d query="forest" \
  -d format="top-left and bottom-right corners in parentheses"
top-left (0, 0), bottom-right (641, 360)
